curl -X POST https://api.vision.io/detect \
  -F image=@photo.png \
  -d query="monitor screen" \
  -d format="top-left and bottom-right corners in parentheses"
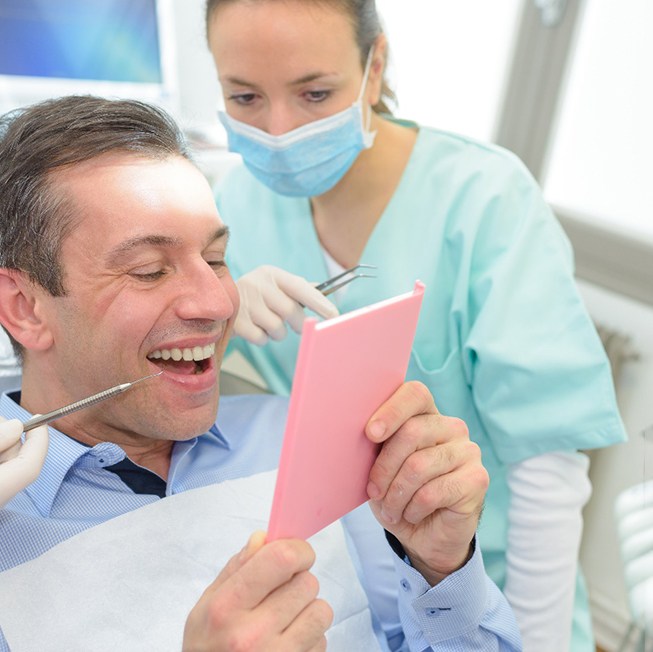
top-left (0, 0), bottom-right (177, 113)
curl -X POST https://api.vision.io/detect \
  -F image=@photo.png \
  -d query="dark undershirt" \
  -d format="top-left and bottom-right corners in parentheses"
top-left (105, 457), bottom-right (167, 498)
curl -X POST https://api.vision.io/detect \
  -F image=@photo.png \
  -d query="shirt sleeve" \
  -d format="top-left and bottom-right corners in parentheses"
top-left (342, 504), bottom-right (522, 651)
top-left (390, 542), bottom-right (523, 651)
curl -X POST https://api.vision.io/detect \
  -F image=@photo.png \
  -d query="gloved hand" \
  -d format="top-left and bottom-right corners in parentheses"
top-left (0, 418), bottom-right (48, 506)
top-left (235, 265), bottom-right (339, 345)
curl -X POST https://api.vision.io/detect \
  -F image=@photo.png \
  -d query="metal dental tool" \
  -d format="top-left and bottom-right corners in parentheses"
top-left (21, 371), bottom-right (164, 432)
top-left (315, 263), bottom-right (377, 297)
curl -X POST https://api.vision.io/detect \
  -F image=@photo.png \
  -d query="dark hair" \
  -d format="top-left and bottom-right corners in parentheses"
top-left (0, 95), bottom-right (191, 356)
top-left (205, 0), bottom-right (396, 114)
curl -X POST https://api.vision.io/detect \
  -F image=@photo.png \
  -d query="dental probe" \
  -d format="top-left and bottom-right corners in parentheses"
top-left (21, 371), bottom-right (164, 433)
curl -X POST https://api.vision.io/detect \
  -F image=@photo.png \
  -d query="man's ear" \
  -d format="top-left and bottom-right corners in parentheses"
top-left (0, 269), bottom-right (54, 352)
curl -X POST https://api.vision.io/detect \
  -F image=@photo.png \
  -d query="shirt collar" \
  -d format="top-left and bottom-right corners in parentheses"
top-left (1, 392), bottom-right (231, 515)
top-left (206, 421), bottom-right (231, 449)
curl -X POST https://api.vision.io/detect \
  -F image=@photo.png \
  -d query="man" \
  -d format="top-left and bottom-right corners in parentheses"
top-left (0, 96), bottom-right (521, 651)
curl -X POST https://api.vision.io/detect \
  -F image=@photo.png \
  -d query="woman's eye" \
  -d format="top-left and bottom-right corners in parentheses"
top-left (305, 89), bottom-right (330, 103)
top-left (229, 92), bottom-right (257, 106)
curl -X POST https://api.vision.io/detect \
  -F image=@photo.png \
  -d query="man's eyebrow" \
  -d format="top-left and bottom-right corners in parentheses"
top-left (104, 227), bottom-right (229, 267)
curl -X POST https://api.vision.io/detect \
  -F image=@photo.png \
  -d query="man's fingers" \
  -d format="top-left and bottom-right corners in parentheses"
top-left (400, 455), bottom-right (488, 525)
top-left (207, 531), bottom-right (267, 591)
top-left (367, 412), bottom-right (469, 501)
top-left (281, 598), bottom-right (333, 650)
top-left (205, 538), bottom-right (316, 610)
top-left (365, 381), bottom-right (439, 444)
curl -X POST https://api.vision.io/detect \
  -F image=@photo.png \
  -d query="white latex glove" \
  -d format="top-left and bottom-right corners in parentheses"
top-left (234, 265), bottom-right (339, 345)
top-left (0, 418), bottom-right (48, 506)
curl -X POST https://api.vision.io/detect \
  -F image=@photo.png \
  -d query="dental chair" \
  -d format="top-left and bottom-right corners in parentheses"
top-left (615, 480), bottom-right (653, 652)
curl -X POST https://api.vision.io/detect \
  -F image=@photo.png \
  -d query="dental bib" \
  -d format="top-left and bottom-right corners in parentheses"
top-left (0, 470), bottom-right (380, 651)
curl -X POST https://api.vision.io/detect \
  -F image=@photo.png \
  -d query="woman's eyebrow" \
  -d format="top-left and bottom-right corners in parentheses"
top-left (222, 71), bottom-right (336, 88)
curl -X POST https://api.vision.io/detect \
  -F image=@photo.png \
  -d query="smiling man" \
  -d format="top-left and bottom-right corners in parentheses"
top-left (0, 96), bottom-right (520, 651)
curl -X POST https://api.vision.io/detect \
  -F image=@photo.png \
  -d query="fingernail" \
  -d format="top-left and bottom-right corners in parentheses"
top-left (368, 420), bottom-right (386, 441)
top-left (240, 530), bottom-right (266, 560)
top-left (367, 481), bottom-right (380, 499)
top-left (381, 508), bottom-right (396, 525)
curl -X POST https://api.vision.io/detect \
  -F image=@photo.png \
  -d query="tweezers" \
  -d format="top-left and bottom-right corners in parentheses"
top-left (22, 371), bottom-right (163, 432)
top-left (316, 263), bottom-right (377, 297)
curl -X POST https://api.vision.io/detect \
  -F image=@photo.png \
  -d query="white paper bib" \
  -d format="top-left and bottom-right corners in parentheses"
top-left (0, 470), bottom-right (381, 651)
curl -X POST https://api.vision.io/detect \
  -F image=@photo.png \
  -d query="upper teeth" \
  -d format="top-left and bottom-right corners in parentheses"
top-left (148, 343), bottom-right (215, 362)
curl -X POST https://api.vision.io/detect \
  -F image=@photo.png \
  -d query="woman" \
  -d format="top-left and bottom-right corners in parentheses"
top-left (206, 1), bottom-right (626, 649)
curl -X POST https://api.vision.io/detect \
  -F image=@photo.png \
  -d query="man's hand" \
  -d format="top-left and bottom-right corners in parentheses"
top-left (234, 266), bottom-right (339, 345)
top-left (0, 418), bottom-right (48, 506)
top-left (365, 382), bottom-right (488, 586)
top-left (183, 532), bottom-right (333, 651)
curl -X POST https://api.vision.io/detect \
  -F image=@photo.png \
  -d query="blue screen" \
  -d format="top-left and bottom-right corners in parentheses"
top-left (0, 0), bottom-right (162, 83)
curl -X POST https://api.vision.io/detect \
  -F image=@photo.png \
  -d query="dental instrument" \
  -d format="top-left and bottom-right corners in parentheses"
top-left (21, 371), bottom-right (163, 432)
top-left (315, 264), bottom-right (377, 297)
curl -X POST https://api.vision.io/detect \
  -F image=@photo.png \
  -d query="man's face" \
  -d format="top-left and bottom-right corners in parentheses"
top-left (34, 153), bottom-right (238, 444)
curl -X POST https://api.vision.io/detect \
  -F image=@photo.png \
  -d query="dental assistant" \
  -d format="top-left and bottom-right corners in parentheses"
top-left (206, 1), bottom-right (627, 650)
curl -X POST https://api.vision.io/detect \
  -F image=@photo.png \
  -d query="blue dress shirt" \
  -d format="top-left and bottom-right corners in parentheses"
top-left (0, 391), bottom-right (521, 651)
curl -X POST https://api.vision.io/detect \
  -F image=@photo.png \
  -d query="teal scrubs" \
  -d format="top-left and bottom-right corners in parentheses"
top-left (216, 124), bottom-right (626, 649)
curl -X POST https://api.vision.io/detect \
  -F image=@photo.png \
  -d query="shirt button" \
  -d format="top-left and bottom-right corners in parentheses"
top-left (400, 578), bottom-right (411, 592)
top-left (425, 608), bottom-right (439, 617)
top-left (98, 458), bottom-right (105, 464)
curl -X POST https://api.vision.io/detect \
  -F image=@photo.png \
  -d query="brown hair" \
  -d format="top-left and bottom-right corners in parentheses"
top-left (205, 0), bottom-right (396, 114)
top-left (0, 95), bottom-right (191, 355)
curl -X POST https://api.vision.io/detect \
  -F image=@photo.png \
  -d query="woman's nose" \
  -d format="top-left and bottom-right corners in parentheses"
top-left (264, 103), bottom-right (299, 136)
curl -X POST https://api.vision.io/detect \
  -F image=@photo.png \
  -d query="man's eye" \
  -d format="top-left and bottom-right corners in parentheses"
top-left (207, 260), bottom-right (227, 275)
top-left (130, 270), bottom-right (167, 281)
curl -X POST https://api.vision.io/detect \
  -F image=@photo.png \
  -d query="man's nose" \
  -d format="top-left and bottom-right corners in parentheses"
top-left (174, 262), bottom-right (235, 322)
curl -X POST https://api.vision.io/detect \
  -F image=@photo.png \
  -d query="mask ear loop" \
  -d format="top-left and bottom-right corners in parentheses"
top-left (358, 47), bottom-right (376, 133)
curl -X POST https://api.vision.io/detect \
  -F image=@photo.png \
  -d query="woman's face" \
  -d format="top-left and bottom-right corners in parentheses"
top-left (208, 0), bottom-right (382, 136)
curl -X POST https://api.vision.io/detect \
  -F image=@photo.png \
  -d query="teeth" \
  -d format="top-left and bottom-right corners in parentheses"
top-left (148, 343), bottom-right (215, 362)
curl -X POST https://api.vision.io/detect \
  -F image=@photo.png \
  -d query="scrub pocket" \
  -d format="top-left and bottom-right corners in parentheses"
top-left (406, 346), bottom-right (470, 419)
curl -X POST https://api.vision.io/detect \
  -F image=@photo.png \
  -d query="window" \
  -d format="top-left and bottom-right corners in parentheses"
top-left (541, 0), bottom-right (653, 243)
top-left (376, 0), bottom-right (523, 141)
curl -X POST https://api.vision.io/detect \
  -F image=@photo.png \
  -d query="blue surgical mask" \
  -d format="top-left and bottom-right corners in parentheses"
top-left (218, 50), bottom-right (376, 197)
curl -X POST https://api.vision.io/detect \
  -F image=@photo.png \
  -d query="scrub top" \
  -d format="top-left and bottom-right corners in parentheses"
top-left (216, 124), bottom-right (626, 649)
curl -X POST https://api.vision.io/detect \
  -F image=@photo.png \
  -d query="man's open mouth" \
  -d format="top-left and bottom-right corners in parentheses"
top-left (147, 343), bottom-right (215, 375)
